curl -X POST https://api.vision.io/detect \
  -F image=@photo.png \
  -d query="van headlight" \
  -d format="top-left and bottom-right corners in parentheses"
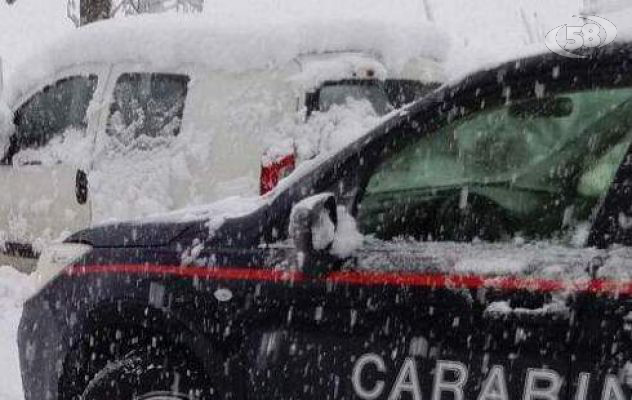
top-left (33, 243), bottom-right (92, 293)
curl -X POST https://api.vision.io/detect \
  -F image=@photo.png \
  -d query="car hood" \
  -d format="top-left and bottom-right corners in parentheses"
top-left (64, 196), bottom-right (271, 248)
top-left (64, 220), bottom-right (201, 248)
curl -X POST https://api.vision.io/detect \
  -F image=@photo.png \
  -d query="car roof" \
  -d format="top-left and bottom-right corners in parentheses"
top-left (5, 13), bottom-right (449, 106)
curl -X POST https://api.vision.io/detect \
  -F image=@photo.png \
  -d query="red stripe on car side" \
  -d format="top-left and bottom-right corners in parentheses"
top-left (65, 264), bottom-right (632, 296)
top-left (66, 264), bottom-right (307, 282)
top-left (325, 271), bottom-right (567, 292)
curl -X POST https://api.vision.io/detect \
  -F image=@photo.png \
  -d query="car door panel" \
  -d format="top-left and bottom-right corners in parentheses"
top-left (569, 294), bottom-right (632, 400)
top-left (480, 305), bottom-right (574, 400)
top-left (244, 268), bottom-right (571, 400)
top-left (246, 268), bottom-right (487, 400)
top-left (0, 68), bottom-right (106, 248)
top-left (90, 64), bottom-right (192, 224)
top-left (0, 164), bottom-right (89, 244)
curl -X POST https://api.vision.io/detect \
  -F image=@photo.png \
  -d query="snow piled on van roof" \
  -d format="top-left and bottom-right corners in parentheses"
top-left (5, 12), bottom-right (448, 102)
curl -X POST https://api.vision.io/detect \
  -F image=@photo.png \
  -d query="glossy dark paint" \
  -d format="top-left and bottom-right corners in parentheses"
top-left (19, 43), bottom-right (632, 400)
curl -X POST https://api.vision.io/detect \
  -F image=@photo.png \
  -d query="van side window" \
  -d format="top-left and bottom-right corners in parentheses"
top-left (106, 73), bottom-right (189, 149)
top-left (5, 75), bottom-right (98, 163)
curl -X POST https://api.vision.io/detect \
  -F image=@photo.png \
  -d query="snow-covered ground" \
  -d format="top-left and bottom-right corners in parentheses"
top-left (0, 268), bottom-right (32, 400)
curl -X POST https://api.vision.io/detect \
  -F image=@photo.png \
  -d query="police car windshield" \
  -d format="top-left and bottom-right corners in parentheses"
top-left (357, 87), bottom-right (632, 244)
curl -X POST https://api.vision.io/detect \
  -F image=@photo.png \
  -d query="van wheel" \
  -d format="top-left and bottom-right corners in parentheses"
top-left (81, 352), bottom-right (211, 400)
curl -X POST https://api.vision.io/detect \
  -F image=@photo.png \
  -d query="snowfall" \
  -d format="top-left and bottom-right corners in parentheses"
top-left (1, 0), bottom-right (632, 398)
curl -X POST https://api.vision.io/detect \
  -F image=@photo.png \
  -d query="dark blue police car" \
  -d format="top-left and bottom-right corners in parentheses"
top-left (18, 42), bottom-right (632, 400)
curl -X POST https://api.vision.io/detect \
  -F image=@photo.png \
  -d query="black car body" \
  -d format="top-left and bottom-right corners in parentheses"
top-left (19, 42), bottom-right (632, 400)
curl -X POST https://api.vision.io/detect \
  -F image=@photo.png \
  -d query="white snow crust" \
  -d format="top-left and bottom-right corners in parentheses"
top-left (0, 267), bottom-right (34, 400)
top-left (3, 12), bottom-right (449, 106)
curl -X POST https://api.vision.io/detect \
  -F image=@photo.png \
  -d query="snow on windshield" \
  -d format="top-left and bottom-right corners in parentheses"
top-left (294, 98), bottom-right (385, 161)
top-left (12, 127), bottom-right (93, 168)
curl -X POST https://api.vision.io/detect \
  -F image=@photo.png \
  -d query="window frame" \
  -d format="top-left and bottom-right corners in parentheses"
top-left (104, 72), bottom-right (191, 144)
top-left (96, 64), bottom-right (194, 155)
top-left (305, 79), bottom-right (390, 120)
top-left (304, 79), bottom-right (441, 120)
top-left (356, 87), bottom-right (632, 242)
top-left (353, 54), bottom-right (632, 249)
top-left (0, 64), bottom-right (108, 166)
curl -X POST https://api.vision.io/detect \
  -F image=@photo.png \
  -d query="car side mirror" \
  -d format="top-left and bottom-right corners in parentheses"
top-left (289, 192), bottom-right (339, 276)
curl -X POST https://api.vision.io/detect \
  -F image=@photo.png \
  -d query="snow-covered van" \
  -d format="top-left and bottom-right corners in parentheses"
top-left (0, 15), bottom-right (446, 266)
top-left (259, 52), bottom-right (443, 194)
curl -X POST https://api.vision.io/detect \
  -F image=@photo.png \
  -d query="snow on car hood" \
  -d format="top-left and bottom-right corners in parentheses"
top-left (62, 195), bottom-right (265, 248)
top-left (138, 195), bottom-right (265, 231)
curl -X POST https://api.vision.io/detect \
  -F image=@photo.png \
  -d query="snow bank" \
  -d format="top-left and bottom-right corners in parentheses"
top-left (0, 267), bottom-right (34, 400)
top-left (0, 0), bottom-right (73, 86)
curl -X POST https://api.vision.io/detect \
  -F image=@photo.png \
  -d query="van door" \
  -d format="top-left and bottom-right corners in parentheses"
top-left (90, 68), bottom-right (190, 223)
top-left (0, 73), bottom-right (103, 254)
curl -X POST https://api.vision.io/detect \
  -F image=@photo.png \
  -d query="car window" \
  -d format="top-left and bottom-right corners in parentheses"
top-left (357, 87), bottom-right (632, 244)
top-left (384, 79), bottom-right (441, 108)
top-left (106, 73), bottom-right (189, 150)
top-left (318, 82), bottom-right (392, 116)
top-left (6, 75), bottom-right (98, 162)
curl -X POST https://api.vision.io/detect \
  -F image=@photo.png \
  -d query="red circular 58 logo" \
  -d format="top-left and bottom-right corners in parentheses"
top-left (545, 15), bottom-right (617, 58)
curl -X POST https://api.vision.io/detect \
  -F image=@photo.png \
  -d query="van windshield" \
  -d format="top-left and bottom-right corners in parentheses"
top-left (315, 80), bottom-right (440, 118)
top-left (319, 82), bottom-right (392, 116)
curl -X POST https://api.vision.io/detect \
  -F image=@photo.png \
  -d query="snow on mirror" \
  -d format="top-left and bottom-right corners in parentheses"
top-left (289, 193), bottom-right (339, 275)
